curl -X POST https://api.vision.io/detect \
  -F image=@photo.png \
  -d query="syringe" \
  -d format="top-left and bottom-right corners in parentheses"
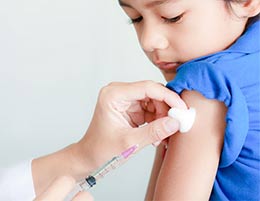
top-left (77, 144), bottom-right (138, 191)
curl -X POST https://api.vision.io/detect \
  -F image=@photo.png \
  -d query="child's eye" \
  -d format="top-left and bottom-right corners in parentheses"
top-left (163, 14), bottom-right (183, 23)
top-left (129, 16), bottom-right (143, 24)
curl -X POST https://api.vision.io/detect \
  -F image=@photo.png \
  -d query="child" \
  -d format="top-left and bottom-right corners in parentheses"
top-left (119, 0), bottom-right (260, 200)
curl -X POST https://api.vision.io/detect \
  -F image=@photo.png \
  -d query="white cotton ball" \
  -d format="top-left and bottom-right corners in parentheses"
top-left (168, 107), bottom-right (196, 133)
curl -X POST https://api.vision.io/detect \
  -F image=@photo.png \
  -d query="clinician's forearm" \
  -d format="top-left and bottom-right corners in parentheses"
top-left (31, 143), bottom-right (92, 196)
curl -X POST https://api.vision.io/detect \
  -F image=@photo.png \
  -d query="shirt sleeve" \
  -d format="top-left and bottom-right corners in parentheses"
top-left (166, 61), bottom-right (249, 168)
top-left (0, 159), bottom-right (36, 201)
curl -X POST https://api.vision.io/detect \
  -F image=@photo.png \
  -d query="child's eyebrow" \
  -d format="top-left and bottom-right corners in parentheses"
top-left (119, 0), bottom-right (172, 9)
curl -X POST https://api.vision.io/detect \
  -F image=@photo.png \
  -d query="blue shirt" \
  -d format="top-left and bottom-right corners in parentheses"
top-left (166, 21), bottom-right (260, 200)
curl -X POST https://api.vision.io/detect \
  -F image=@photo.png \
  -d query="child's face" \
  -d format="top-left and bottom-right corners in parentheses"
top-left (120, 0), bottom-right (247, 81)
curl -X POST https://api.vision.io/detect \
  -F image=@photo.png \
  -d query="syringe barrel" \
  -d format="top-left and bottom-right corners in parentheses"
top-left (78, 156), bottom-right (123, 191)
top-left (69, 145), bottom-right (137, 199)
top-left (92, 156), bottom-right (124, 180)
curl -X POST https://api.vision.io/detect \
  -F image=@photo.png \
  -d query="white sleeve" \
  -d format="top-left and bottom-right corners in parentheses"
top-left (0, 159), bottom-right (36, 201)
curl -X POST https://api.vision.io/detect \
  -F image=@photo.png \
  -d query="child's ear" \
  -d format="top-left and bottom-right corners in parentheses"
top-left (231, 0), bottom-right (260, 18)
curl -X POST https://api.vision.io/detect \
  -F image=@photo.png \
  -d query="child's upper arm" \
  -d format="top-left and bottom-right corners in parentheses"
top-left (152, 90), bottom-right (227, 200)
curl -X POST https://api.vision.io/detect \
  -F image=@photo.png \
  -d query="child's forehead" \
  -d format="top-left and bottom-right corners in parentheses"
top-left (119, 0), bottom-right (230, 13)
top-left (119, 0), bottom-right (178, 9)
top-left (138, 0), bottom-right (172, 8)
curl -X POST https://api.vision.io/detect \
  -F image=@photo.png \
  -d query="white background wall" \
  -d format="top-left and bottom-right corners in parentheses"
top-left (0, 0), bottom-right (166, 200)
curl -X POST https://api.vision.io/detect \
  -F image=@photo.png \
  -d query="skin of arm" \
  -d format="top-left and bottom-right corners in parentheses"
top-left (32, 143), bottom-right (89, 196)
top-left (145, 143), bottom-right (167, 201)
top-left (146, 90), bottom-right (227, 200)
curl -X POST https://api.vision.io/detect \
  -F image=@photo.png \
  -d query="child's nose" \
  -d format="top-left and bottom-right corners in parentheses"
top-left (140, 24), bottom-right (169, 52)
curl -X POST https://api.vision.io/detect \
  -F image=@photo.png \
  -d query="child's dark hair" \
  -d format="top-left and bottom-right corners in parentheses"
top-left (224, 0), bottom-right (260, 26)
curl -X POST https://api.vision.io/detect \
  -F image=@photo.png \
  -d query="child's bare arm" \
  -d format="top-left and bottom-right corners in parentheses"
top-left (145, 144), bottom-right (166, 201)
top-left (151, 90), bottom-right (227, 200)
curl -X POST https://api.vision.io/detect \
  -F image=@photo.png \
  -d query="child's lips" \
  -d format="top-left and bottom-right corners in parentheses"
top-left (155, 62), bottom-right (182, 73)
